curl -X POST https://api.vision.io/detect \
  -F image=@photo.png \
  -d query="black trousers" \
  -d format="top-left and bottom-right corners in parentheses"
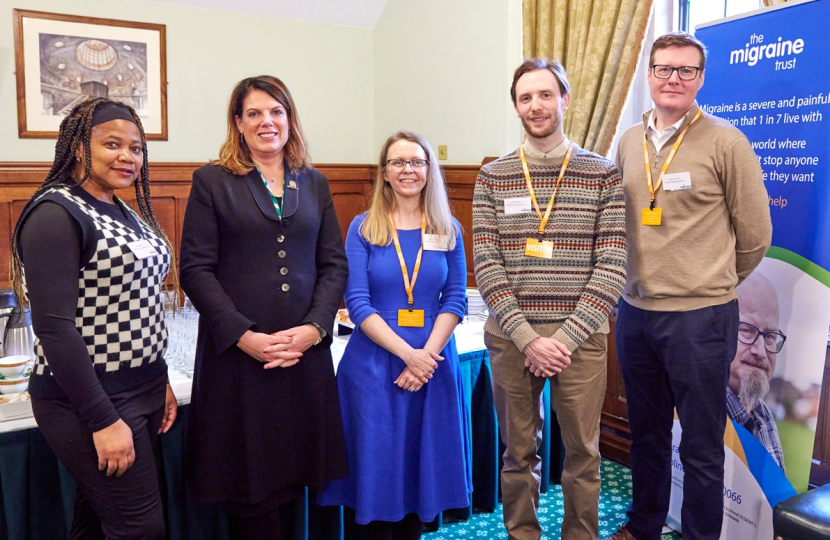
top-left (616, 299), bottom-right (738, 540)
top-left (31, 375), bottom-right (167, 540)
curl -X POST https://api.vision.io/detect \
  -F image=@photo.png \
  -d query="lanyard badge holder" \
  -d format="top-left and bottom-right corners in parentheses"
top-left (394, 214), bottom-right (426, 327)
top-left (521, 142), bottom-right (573, 259)
top-left (641, 109), bottom-right (702, 226)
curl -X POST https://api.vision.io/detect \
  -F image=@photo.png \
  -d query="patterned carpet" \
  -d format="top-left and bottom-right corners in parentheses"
top-left (424, 460), bottom-right (682, 539)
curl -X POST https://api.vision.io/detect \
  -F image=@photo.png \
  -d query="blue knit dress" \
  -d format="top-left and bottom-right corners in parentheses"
top-left (317, 214), bottom-right (472, 524)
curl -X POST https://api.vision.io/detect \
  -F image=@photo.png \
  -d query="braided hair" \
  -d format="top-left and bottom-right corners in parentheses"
top-left (11, 97), bottom-right (180, 306)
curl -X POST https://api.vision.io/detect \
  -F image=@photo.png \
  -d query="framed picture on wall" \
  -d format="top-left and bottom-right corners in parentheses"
top-left (13, 9), bottom-right (168, 140)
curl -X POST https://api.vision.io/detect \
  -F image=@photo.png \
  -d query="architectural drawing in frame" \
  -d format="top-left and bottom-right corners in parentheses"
top-left (13, 10), bottom-right (168, 140)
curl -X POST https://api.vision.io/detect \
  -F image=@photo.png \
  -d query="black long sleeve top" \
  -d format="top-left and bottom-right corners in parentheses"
top-left (19, 188), bottom-right (138, 431)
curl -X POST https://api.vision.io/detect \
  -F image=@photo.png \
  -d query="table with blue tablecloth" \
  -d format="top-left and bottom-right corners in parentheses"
top-left (0, 321), bottom-right (564, 540)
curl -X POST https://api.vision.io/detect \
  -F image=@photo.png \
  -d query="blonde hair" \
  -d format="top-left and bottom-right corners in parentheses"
top-left (360, 131), bottom-right (457, 248)
top-left (214, 75), bottom-right (311, 175)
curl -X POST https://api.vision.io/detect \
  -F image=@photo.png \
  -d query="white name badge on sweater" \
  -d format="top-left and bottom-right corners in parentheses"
top-left (662, 172), bottom-right (692, 191)
top-left (127, 239), bottom-right (159, 259)
top-left (423, 234), bottom-right (450, 251)
top-left (504, 197), bottom-right (532, 215)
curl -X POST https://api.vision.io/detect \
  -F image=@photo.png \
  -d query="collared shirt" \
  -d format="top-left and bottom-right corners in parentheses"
top-left (726, 387), bottom-right (785, 472)
top-left (647, 110), bottom-right (689, 155)
top-left (523, 136), bottom-right (570, 159)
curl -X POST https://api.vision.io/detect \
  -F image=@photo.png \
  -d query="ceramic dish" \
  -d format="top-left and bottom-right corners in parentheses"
top-left (0, 375), bottom-right (29, 395)
top-left (0, 355), bottom-right (31, 378)
top-left (0, 391), bottom-right (33, 421)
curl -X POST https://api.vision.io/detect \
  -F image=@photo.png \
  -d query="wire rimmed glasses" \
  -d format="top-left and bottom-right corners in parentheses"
top-left (385, 159), bottom-right (429, 171)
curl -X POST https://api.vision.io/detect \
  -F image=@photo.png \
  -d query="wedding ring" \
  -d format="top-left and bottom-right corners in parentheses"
top-left (409, 387), bottom-right (416, 392)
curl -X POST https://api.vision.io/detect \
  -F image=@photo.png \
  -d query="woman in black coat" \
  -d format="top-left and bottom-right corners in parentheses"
top-left (179, 75), bottom-right (349, 540)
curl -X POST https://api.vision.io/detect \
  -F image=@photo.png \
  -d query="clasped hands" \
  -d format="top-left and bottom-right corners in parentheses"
top-left (238, 325), bottom-right (319, 369)
top-left (394, 348), bottom-right (443, 392)
top-left (523, 336), bottom-right (571, 377)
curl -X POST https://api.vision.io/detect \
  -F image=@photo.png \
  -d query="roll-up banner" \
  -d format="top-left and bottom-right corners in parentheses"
top-left (667, 0), bottom-right (830, 537)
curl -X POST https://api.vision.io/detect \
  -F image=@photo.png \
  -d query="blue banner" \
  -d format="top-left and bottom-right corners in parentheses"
top-left (696, 0), bottom-right (830, 280)
top-left (666, 2), bottom-right (830, 537)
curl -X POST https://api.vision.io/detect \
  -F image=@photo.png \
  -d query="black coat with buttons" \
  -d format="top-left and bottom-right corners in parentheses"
top-left (180, 163), bottom-right (348, 505)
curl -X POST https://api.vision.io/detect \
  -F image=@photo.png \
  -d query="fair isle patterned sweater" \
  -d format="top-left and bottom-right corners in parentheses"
top-left (472, 143), bottom-right (627, 353)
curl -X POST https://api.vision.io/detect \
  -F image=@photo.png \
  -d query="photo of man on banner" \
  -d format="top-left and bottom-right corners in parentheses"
top-left (727, 273), bottom-right (786, 473)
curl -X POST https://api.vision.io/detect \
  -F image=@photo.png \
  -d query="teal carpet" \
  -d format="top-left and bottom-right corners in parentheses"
top-left (424, 460), bottom-right (682, 539)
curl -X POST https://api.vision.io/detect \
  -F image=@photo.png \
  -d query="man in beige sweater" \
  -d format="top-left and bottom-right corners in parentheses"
top-left (602, 32), bottom-right (772, 540)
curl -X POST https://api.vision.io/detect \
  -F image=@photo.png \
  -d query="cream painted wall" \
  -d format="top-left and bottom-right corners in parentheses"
top-left (0, 0), bottom-right (374, 163)
top-left (1, 0), bottom-right (523, 167)
top-left (373, 0), bottom-right (523, 165)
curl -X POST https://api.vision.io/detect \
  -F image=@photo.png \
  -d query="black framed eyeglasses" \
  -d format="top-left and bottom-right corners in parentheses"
top-left (651, 65), bottom-right (701, 81)
top-left (385, 159), bottom-right (429, 171)
top-left (737, 322), bottom-right (786, 354)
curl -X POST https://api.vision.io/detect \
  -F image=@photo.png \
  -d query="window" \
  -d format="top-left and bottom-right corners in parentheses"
top-left (680, 0), bottom-right (763, 33)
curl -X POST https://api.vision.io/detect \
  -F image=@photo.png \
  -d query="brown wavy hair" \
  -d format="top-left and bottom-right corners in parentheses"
top-left (214, 75), bottom-right (311, 174)
top-left (511, 58), bottom-right (570, 104)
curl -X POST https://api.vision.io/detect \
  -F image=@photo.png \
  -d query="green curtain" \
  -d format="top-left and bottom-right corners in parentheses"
top-left (523, 0), bottom-right (653, 155)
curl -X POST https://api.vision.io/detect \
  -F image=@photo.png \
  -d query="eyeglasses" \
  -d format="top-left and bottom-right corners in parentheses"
top-left (385, 159), bottom-right (429, 171)
top-left (737, 322), bottom-right (786, 354)
top-left (651, 65), bottom-right (701, 81)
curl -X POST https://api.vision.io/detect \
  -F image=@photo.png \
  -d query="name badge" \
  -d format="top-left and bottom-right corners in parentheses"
top-left (127, 239), bottom-right (159, 259)
top-left (398, 309), bottom-right (425, 327)
top-left (423, 234), bottom-right (449, 251)
top-left (662, 172), bottom-right (691, 191)
top-left (525, 238), bottom-right (553, 258)
top-left (641, 208), bottom-right (662, 226)
top-left (504, 197), bottom-right (532, 215)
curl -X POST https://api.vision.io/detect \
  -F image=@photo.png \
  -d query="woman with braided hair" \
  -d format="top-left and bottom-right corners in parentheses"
top-left (12, 97), bottom-right (178, 540)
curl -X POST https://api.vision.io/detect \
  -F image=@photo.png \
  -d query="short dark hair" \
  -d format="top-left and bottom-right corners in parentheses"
top-left (650, 32), bottom-right (708, 71)
top-left (510, 58), bottom-right (570, 104)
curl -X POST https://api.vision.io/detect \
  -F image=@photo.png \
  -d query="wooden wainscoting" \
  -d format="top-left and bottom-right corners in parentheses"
top-left (443, 165), bottom-right (480, 286)
top-left (600, 310), bottom-right (632, 465)
top-left (0, 161), bottom-right (480, 289)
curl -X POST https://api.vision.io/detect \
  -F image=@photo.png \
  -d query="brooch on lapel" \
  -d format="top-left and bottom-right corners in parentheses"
top-left (287, 180), bottom-right (298, 190)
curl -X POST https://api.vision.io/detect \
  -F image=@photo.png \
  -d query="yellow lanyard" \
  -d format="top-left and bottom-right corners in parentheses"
top-left (520, 142), bottom-right (573, 235)
top-left (391, 214), bottom-right (426, 309)
top-left (642, 109), bottom-right (702, 209)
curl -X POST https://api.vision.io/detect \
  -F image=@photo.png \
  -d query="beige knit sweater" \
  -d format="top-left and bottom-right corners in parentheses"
top-left (616, 102), bottom-right (772, 312)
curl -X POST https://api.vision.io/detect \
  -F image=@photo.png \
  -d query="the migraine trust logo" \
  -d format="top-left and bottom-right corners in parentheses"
top-left (730, 33), bottom-right (804, 70)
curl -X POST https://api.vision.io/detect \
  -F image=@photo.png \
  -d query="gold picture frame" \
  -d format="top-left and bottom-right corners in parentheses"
top-left (13, 9), bottom-right (168, 140)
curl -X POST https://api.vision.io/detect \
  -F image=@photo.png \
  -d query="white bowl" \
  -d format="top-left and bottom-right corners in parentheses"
top-left (0, 355), bottom-right (30, 378)
top-left (0, 375), bottom-right (29, 395)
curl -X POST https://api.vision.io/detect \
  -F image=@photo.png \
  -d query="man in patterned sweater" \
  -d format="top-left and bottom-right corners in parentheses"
top-left (473, 58), bottom-right (627, 540)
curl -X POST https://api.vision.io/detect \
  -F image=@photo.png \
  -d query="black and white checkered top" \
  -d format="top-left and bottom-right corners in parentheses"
top-left (23, 185), bottom-right (170, 385)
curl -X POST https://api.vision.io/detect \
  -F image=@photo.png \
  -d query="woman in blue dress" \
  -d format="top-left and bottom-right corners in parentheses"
top-left (318, 131), bottom-right (471, 539)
